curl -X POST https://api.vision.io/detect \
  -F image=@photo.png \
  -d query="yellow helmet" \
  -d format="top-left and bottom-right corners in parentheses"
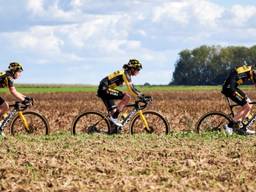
top-left (127, 59), bottom-right (142, 70)
top-left (9, 62), bottom-right (23, 72)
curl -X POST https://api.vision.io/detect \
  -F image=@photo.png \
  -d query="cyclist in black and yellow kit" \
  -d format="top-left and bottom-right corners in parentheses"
top-left (222, 64), bottom-right (256, 135)
top-left (97, 59), bottom-right (143, 128)
top-left (0, 62), bottom-right (32, 137)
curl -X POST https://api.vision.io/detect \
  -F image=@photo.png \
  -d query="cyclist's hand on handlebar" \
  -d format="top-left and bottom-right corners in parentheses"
top-left (22, 96), bottom-right (33, 106)
top-left (138, 94), bottom-right (152, 102)
top-left (138, 93), bottom-right (144, 99)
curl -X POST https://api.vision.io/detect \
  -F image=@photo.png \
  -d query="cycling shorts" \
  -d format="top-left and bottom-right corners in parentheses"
top-left (222, 87), bottom-right (249, 106)
top-left (97, 85), bottom-right (125, 111)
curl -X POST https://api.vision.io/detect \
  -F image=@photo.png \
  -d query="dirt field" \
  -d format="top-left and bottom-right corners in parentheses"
top-left (8, 90), bottom-right (255, 133)
top-left (1, 91), bottom-right (256, 191)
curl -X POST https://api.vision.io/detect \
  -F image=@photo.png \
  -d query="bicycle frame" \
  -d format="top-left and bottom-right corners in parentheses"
top-left (0, 108), bottom-right (17, 131)
top-left (225, 97), bottom-right (256, 130)
top-left (0, 104), bottom-right (29, 132)
top-left (225, 97), bottom-right (256, 117)
top-left (120, 101), bottom-right (150, 129)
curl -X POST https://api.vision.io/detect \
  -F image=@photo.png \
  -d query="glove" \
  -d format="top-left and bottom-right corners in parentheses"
top-left (138, 93), bottom-right (145, 99)
top-left (22, 96), bottom-right (33, 105)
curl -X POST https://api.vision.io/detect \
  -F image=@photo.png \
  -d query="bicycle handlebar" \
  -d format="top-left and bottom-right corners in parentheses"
top-left (126, 95), bottom-right (152, 110)
top-left (9, 100), bottom-right (33, 111)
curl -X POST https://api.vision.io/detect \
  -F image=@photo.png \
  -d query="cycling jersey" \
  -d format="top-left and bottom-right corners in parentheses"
top-left (0, 71), bottom-right (14, 88)
top-left (99, 69), bottom-right (140, 97)
top-left (97, 69), bottom-right (141, 111)
top-left (0, 71), bottom-right (14, 105)
top-left (222, 65), bottom-right (254, 106)
top-left (223, 65), bottom-right (254, 90)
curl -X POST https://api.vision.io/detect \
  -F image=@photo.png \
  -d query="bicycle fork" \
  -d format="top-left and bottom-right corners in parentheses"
top-left (18, 112), bottom-right (29, 130)
top-left (137, 110), bottom-right (149, 129)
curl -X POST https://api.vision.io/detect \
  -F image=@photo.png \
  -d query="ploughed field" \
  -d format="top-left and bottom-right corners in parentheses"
top-left (1, 90), bottom-right (256, 191)
top-left (1, 90), bottom-right (245, 132)
top-left (3, 90), bottom-right (256, 133)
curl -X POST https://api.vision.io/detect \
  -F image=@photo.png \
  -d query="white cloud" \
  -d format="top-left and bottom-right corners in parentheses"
top-left (27, 0), bottom-right (45, 16)
top-left (8, 26), bottom-right (63, 54)
top-left (192, 0), bottom-right (224, 26)
top-left (152, 0), bottom-right (224, 27)
top-left (230, 4), bottom-right (256, 26)
top-left (70, 0), bottom-right (83, 8)
top-left (153, 1), bottom-right (189, 24)
top-left (0, 0), bottom-right (256, 84)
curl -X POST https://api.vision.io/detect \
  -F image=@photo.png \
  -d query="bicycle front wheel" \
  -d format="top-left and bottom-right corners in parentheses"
top-left (195, 111), bottom-right (232, 134)
top-left (129, 110), bottom-right (170, 135)
top-left (10, 111), bottom-right (49, 136)
top-left (71, 111), bottom-right (110, 135)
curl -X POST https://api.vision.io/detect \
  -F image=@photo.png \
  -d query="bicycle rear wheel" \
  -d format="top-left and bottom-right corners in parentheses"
top-left (71, 111), bottom-right (110, 135)
top-left (195, 111), bottom-right (232, 134)
top-left (129, 110), bottom-right (170, 135)
top-left (10, 111), bottom-right (49, 136)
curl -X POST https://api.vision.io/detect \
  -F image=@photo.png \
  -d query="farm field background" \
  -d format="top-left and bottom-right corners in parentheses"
top-left (1, 85), bottom-right (256, 191)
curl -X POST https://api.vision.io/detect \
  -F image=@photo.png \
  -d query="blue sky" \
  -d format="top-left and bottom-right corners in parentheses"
top-left (0, 0), bottom-right (256, 85)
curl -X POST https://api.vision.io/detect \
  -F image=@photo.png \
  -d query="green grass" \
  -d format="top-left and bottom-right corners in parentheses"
top-left (0, 84), bottom-right (254, 94)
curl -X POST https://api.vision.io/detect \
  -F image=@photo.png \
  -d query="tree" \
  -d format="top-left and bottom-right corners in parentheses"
top-left (171, 45), bottom-right (256, 85)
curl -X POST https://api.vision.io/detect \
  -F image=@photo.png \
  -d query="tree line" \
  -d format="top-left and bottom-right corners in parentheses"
top-left (171, 45), bottom-right (256, 85)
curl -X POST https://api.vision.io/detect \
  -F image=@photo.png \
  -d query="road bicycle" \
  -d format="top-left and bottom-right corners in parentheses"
top-left (195, 96), bottom-right (256, 134)
top-left (71, 96), bottom-right (170, 135)
top-left (0, 100), bottom-right (49, 136)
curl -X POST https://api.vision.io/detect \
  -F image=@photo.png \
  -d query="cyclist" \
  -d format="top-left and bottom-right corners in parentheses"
top-left (222, 64), bottom-right (256, 135)
top-left (0, 62), bottom-right (32, 137)
top-left (97, 59), bottom-right (143, 129)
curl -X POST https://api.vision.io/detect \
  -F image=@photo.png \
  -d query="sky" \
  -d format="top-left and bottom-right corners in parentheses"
top-left (0, 0), bottom-right (256, 85)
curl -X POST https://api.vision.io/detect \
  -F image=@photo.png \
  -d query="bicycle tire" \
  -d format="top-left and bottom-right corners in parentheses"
top-left (71, 111), bottom-right (110, 135)
top-left (129, 110), bottom-right (170, 135)
top-left (10, 111), bottom-right (49, 136)
top-left (195, 111), bottom-right (232, 134)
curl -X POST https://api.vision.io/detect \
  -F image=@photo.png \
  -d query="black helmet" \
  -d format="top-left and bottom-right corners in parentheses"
top-left (123, 59), bottom-right (142, 70)
top-left (9, 62), bottom-right (23, 72)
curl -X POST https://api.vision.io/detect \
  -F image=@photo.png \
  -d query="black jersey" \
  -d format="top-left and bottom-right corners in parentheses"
top-left (223, 65), bottom-right (254, 89)
top-left (99, 69), bottom-right (140, 96)
top-left (0, 71), bottom-right (14, 88)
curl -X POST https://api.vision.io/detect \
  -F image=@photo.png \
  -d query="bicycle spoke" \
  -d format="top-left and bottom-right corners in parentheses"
top-left (196, 112), bottom-right (231, 133)
top-left (72, 112), bottom-right (110, 135)
top-left (11, 112), bottom-right (49, 136)
top-left (130, 111), bottom-right (169, 135)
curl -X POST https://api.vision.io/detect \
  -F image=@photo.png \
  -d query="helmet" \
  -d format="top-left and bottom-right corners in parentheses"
top-left (8, 62), bottom-right (23, 72)
top-left (127, 59), bottom-right (142, 70)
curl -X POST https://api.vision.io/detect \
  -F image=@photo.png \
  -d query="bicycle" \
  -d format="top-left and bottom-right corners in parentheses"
top-left (0, 100), bottom-right (49, 136)
top-left (195, 96), bottom-right (256, 134)
top-left (71, 96), bottom-right (170, 135)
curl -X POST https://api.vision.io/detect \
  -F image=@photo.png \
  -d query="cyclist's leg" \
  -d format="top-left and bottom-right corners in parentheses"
top-left (221, 87), bottom-right (244, 131)
top-left (117, 93), bottom-right (131, 112)
top-left (98, 88), bottom-right (124, 118)
top-left (231, 88), bottom-right (252, 122)
top-left (0, 98), bottom-right (8, 136)
top-left (0, 98), bottom-right (9, 117)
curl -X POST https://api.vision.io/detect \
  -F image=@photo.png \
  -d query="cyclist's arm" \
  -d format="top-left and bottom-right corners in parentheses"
top-left (8, 86), bottom-right (26, 101)
top-left (229, 76), bottom-right (237, 92)
top-left (126, 82), bottom-right (142, 97)
top-left (122, 75), bottom-right (141, 97)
